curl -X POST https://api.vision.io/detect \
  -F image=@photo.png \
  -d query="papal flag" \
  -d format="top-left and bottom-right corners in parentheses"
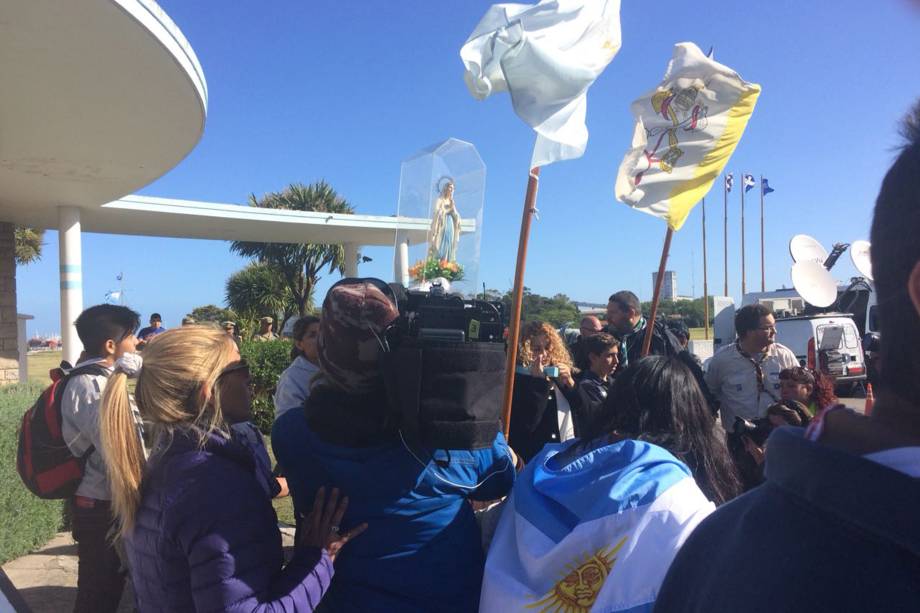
top-left (480, 438), bottom-right (714, 612)
top-left (461, 0), bottom-right (621, 168)
top-left (615, 42), bottom-right (761, 230)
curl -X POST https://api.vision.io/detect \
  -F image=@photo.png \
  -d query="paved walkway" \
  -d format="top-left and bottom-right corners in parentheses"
top-left (2, 527), bottom-right (296, 612)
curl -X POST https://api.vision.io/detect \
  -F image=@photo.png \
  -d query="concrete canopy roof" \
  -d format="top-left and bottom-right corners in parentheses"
top-left (96, 195), bottom-right (476, 246)
top-left (0, 0), bottom-right (207, 219)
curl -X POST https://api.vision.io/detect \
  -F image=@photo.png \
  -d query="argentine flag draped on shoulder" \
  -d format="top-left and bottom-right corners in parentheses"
top-left (480, 437), bottom-right (714, 612)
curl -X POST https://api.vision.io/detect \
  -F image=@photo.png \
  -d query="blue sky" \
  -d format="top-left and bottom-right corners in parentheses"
top-left (17, 0), bottom-right (920, 336)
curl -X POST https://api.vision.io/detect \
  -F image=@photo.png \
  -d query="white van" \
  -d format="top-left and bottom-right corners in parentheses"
top-left (774, 313), bottom-right (866, 389)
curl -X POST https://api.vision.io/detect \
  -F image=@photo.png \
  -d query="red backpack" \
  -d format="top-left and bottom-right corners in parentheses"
top-left (17, 362), bottom-right (109, 499)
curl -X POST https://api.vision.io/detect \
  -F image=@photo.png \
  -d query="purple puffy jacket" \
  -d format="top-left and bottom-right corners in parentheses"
top-left (126, 427), bottom-right (332, 612)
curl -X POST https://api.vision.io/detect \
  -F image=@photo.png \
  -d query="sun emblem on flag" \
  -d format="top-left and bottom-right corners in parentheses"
top-left (527, 535), bottom-right (629, 613)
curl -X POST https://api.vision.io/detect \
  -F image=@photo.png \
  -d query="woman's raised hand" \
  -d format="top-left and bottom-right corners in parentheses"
top-left (299, 486), bottom-right (368, 563)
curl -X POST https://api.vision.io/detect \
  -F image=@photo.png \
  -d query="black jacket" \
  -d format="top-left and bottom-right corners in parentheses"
top-left (508, 372), bottom-right (583, 463)
top-left (655, 427), bottom-right (920, 612)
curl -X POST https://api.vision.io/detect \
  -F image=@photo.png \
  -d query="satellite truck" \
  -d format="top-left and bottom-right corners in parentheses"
top-left (712, 235), bottom-right (877, 393)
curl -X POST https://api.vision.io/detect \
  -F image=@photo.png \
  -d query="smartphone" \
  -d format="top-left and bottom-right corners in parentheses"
top-left (515, 365), bottom-right (560, 378)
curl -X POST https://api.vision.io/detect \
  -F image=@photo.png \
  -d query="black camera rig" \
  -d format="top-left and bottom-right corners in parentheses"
top-left (381, 284), bottom-right (507, 450)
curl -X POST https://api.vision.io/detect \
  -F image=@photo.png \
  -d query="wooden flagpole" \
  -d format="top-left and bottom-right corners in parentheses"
top-left (501, 167), bottom-right (541, 437)
top-left (642, 226), bottom-right (674, 357)
top-left (702, 198), bottom-right (710, 340)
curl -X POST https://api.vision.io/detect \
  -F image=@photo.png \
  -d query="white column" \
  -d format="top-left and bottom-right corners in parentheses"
top-left (59, 206), bottom-right (83, 366)
top-left (344, 242), bottom-right (359, 278)
top-left (394, 231), bottom-right (409, 286)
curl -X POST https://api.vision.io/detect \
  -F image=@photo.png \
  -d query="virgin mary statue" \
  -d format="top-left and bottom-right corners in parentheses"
top-left (428, 178), bottom-right (462, 262)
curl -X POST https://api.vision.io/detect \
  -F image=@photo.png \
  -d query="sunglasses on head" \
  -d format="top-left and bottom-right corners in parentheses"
top-left (217, 359), bottom-right (249, 380)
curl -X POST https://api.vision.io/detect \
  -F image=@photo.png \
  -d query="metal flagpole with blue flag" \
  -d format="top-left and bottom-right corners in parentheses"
top-left (760, 176), bottom-right (775, 291)
top-left (741, 173), bottom-right (755, 295)
top-left (723, 173), bottom-right (733, 296)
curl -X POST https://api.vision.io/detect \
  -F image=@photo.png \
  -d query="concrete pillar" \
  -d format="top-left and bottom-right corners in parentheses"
top-left (344, 242), bottom-right (358, 278)
top-left (394, 231), bottom-right (409, 286)
top-left (0, 223), bottom-right (20, 385)
top-left (18, 314), bottom-right (33, 382)
top-left (59, 207), bottom-right (83, 366)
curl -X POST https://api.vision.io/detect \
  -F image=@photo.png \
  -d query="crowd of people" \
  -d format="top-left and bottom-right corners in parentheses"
top-left (48, 104), bottom-right (920, 611)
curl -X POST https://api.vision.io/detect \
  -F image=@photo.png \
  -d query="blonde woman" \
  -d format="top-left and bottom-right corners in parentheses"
top-left (99, 326), bottom-right (364, 612)
top-left (510, 321), bottom-right (583, 463)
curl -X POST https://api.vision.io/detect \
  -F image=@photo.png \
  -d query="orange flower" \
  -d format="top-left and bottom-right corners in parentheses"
top-left (439, 259), bottom-right (449, 268)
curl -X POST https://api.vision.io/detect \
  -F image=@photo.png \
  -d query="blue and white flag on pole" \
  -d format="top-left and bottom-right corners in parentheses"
top-left (725, 173), bottom-right (734, 192)
top-left (480, 438), bottom-right (714, 612)
top-left (743, 173), bottom-right (756, 192)
top-left (104, 290), bottom-right (122, 304)
top-left (461, 0), bottom-right (622, 168)
top-left (762, 178), bottom-right (775, 195)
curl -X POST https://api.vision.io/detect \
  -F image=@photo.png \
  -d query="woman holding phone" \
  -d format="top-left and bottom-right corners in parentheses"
top-left (509, 321), bottom-right (584, 463)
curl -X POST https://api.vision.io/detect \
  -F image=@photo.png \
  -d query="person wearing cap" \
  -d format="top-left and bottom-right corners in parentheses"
top-left (221, 321), bottom-right (242, 347)
top-left (272, 278), bottom-right (516, 612)
top-left (136, 313), bottom-right (166, 349)
top-left (252, 316), bottom-right (277, 342)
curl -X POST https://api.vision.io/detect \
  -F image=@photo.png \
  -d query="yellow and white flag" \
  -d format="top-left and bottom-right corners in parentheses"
top-left (615, 42), bottom-right (760, 230)
top-left (461, 0), bottom-right (621, 169)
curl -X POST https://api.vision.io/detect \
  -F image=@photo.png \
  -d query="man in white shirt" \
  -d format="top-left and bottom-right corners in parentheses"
top-left (705, 304), bottom-right (799, 430)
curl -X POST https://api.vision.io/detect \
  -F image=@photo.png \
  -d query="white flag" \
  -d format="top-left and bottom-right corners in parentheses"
top-left (615, 42), bottom-right (761, 230)
top-left (461, 0), bottom-right (621, 168)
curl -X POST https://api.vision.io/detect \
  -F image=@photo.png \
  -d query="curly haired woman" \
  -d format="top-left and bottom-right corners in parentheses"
top-left (510, 321), bottom-right (584, 463)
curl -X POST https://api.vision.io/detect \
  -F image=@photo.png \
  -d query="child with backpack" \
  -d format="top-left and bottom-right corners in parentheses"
top-left (60, 305), bottom-right (141, 613)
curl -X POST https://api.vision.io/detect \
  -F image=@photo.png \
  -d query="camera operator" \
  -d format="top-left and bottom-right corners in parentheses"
top-left (728, 401), bottom-right (812, 490)
top-left (272, 279), bottom-right (515, 613)
top-left (510, 321), bottom-right (583, 463)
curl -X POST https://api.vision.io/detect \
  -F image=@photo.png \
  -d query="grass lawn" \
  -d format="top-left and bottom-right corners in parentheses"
top-left (689, 327), bottom-right (712, 340)
top-left (26, 350), bottom-right (62, 385)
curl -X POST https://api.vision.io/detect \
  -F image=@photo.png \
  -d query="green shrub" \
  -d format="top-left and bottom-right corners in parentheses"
top-left (240, 339), bottom-right (294, 434)
top-left (0, 382), bottom-right (65, 564)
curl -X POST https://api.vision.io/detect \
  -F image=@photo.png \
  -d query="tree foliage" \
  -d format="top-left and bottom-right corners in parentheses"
top-left (230, 181), bottom-right (354, 318)
top-left (225, 262), bottom-right (297, 335)
top-left (187, 304), bottom-right (238, 324)
top-left (480, 287), bottom-right (582, 328)
top-left (14, 226), bottom-right (44, 265)
top-left (639, 297), bottom-right (714, 328)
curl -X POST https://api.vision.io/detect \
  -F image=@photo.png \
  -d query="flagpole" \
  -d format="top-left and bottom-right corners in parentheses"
top-left (642, 226), bottom-right (674, 357)
top-left (760, 175), bottom-right (765, 292)
top-left (741, 174), bottom-right (747, 296)
top-left (723, 177), bottom-right (729, 297)
top-left (702, 198), bottom-right (709, 340)
top-left (501, 167), bottom-right (541, 438)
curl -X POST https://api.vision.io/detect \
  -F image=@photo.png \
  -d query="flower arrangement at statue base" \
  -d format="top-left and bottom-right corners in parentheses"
top-left (409, 257), bottom-right (464, 283)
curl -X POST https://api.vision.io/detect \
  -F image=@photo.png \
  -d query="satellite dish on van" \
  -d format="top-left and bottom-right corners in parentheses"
top-left (791, 260), bottom-right (837, 307)
top-left (789, 234), bottom-right (829, 265)
top-left (850, 240), bottom-right (873, 281)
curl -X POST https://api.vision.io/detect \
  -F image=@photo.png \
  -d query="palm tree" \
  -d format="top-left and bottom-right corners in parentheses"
top-left (14, 226), bottom-right (44, 265)
top-left (225, 262), bottom-right (296, 335)
top-left (230, 181), bottom-right (355, 317)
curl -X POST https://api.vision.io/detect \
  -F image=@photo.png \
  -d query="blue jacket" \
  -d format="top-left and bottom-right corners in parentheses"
top-left (655, 426), bottom-right (920, 612)
top-left (127, 428), bottom-right (333, 612)
top-left (272, 386), bottom-right (516, 613)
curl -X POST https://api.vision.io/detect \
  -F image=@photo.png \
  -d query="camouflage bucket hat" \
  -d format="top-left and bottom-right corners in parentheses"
top-left (318, 278), bottom-right (399, 393)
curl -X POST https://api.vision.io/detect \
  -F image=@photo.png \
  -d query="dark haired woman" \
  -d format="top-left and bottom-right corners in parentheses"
top-left (274, 315), bottom-right (321, 419)
top-left (480, 356), bottom-right (740, 611)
